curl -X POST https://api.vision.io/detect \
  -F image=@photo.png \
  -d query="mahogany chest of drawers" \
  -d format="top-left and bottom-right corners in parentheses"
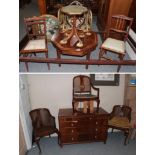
top-left (58, 108), bottom-right (109, 145)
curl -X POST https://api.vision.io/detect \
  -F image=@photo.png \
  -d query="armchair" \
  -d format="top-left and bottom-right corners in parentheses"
top-left (72, 75), bottom-right (100, 113)
top-left (29, 108), bottom-right (61, 153)
top-left (99, 15), bottom-right (133, 72)
top-left (108, 105), bottom-right (132, 145)
top-left (20, 16), bottom-right (50, 71)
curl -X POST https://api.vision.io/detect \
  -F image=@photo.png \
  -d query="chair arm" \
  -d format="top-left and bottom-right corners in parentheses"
top-left (50, 114), bottom-right (56, 128)
top-left (91, 85), bottom-right (99, 97)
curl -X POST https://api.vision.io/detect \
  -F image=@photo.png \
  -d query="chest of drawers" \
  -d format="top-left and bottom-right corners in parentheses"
top-left (58, 108), bottom-right (109, 145)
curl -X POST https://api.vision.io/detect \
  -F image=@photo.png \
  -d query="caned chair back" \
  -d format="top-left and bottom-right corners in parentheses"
top-left (111, 105), bottom-right (132, 121)
top-left (73, 75), bottom-right (91, 94)
top-left (29, 108), bottom-right (55, 129)
top-left (24, 16), bottom-right (47, 40)
top-left (109, 15), bottom-right (133, 41)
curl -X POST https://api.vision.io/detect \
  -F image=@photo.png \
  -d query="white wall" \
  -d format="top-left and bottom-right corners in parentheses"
top-left (19, 75), bottom-right (32, 149)
top-left (27, 74), bottom-right (125, 128)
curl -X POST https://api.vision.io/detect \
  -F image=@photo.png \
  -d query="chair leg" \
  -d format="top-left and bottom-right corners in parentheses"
top-left (45, 52), bottom-right (50, 70)
top-left (56, 130), bottom-right (62, 147)
top-left (111, 128), bottom-right (114, 133)
top-left (96, 99), bottom-right (100, 112)
top-left (117, 54), bottom-right (124, 72)
top-left (57, 50), bottom-right (61, 67)
top-left (36, 138), bottom-right (41, 153)
top-left (99, 48), bottom-right (106, 60)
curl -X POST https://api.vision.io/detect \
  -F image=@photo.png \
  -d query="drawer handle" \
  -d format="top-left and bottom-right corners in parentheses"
top-left (95, 136), bottom-right (97, 139)
top-left (96, 122), bottom-right (98, 125)
top-left (71, 123), bottom-right (74, 126)
top-left (72, 121), bottom-right (78, 123)
top-left (95, 128), bottom-right (98, 131)
top-left (72, 137), bottom-right (74, 141)
top-left (72, 130), bottom-right (74, 133)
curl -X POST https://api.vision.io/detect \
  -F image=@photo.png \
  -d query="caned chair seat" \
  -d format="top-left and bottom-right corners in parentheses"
top-left (24, 39), bottom-right (46, 50)
top-left (101, 38), bottom-right (125, 54)
top-left (108, 116), bottom-right (131, 129)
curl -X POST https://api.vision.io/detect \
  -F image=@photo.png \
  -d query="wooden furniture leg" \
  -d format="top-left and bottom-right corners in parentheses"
top-left (57, 50), bottom-right (61, 67)
top-left (45, 52), bottom-right (50, 70)
top-left (86, 53), bottom-right (90, 69)
top-left (25, 62), bottom-right (29, 72)
top-left (36, 138), bottom-right (41, 153)
top-left (117, 54), bottom-right (124, 72)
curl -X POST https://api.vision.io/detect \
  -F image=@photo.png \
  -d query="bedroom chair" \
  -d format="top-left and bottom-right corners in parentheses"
top-left (99, 15), bottom-right (133, 72)
top-left (72, 75), bottom-right (100, 113)
top-left (29, 108), bottom-right (61, 153)
top-left (20, 16), bottom-right (50, 71)
top-left (108, 105), bottom-right (132, 145)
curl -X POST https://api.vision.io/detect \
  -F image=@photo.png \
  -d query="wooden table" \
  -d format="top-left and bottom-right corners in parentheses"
top-left (58, 108), bottom-right (109, 146)
top-left (51, 30), bottom-right (98, 69)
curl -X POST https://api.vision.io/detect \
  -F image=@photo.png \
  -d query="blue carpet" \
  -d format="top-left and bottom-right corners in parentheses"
top-left (27, 132), bottom-right (136, 155)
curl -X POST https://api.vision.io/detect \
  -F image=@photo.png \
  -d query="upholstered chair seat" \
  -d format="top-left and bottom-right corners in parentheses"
top-left (24, 39), bottom-right (46, 51)
top-left (108, 116), bottom-right (130, 129)
top-left (74, 94), bottom-right (98, 99)
top-left (101, 38), bottom-right (125, 54)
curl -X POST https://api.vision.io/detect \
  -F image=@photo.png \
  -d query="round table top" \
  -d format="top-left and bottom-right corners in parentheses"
top-left (61, 5), bottom-right (88, 15)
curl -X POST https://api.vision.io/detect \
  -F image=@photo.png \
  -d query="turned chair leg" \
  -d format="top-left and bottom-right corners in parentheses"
top-left (45, 52), bottom-right (50, 70)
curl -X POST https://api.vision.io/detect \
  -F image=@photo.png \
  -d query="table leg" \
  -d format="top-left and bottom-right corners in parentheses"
top-left (57, 50), bottom-right (61, 67)
top-left (86, 53), bottom-right (90, 69)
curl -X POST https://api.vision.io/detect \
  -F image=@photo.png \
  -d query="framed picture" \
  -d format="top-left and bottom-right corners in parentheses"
top-left (90, 74), bottom-right (119, 86)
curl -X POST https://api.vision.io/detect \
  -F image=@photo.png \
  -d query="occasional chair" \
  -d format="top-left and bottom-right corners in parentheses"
top-left (99, 15), bottom-right (133, 72)
top-left (29, 108), bottom-right (61, 153)
top-left (108, 105), bottom-right (132, 145)
top-left (72, 75), bottom-right (100, 113)
top-left (20, 16), bottom-right (50, 71)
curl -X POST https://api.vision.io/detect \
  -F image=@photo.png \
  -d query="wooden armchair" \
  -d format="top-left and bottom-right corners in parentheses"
top-left (72, 75), bottom-right (100, 113)
top-left (108, 105), bottom-right (132, 145)
top-left (20, 16), bottom-right (50, 71)
top-left (99, 15), bottom-right (133, 72)
top-left (29, 108), bottom-right (61, 153)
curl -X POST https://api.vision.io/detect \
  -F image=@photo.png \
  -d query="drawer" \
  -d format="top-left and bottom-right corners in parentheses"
top-left (92, 133), bottom-right (107, 141)
top-left (93, 127), bottom-right (108, 133)
top-left (61, 135), bottom-right (78, 143)
top-left (61, 134), bottom-right (91, 143)
top-left (60, 120), bottom-right (93, 128)
top-left (93, 119), bottom-right (108, 126)
top-left (61, 127), bottom-right (92, 135)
